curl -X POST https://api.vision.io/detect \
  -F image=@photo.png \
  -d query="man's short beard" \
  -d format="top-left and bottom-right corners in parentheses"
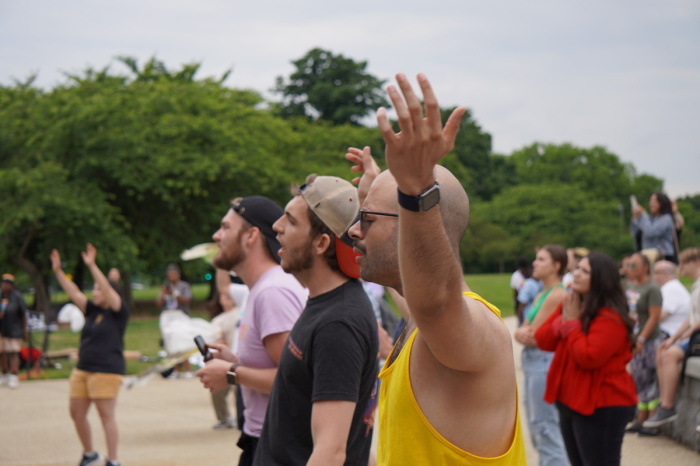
top-left (360, 252), bottom-right (401, 290)
top-left (281, 238), bottom-right (315, 275)
top-left (213, 230), bottom-right (246, 271)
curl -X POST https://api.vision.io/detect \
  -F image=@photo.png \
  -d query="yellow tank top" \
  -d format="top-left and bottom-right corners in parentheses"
top-left (377, 292), bottom-right (527, 465)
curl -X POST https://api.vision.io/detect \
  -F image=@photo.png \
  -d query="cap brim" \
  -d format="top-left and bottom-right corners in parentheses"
top-left (335, 237), bottom-right (361, 279)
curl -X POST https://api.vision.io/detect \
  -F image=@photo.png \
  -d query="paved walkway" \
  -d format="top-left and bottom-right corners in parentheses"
top-left (0, 316), bottom-right (698, 465)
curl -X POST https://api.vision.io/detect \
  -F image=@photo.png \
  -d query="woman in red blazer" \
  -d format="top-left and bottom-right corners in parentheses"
top-left (535, 251), bottom-right (637, 466)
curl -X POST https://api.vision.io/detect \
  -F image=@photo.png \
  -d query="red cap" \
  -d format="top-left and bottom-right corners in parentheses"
top-left (335, 237), bottom-right (361, 279)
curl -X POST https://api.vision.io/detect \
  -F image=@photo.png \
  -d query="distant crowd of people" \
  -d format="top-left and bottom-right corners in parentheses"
top-left (4, 73), bottom-right (700, 466)
top-left (510, 237), bottom-right (700, 465)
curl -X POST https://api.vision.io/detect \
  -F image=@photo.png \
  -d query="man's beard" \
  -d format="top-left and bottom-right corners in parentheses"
top-left (213, 231), bottom-right (246, 271)
top-left (281, 238), bottom-right (314, 275)
top-left (356, 243), bottom-right (400, 290)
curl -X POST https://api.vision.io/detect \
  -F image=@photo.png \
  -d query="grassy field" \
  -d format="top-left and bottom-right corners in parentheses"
top-left (464, 274), bottom-right (513, 317)
top-left (30, 274), bottom-right (512, 380)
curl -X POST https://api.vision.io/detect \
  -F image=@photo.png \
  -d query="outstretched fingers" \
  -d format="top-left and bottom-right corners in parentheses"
top-left (417, 73), bottom-right (443, 136)
top-left (442, 106), bottom-right (467, 151)
top-left (396, 73), bottom-right (425, 134)
top-left (377, 107), bottom-right (396, 143)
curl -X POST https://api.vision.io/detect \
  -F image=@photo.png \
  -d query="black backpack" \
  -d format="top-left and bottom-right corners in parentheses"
top-left (680, 329), bottom-right (700, 383)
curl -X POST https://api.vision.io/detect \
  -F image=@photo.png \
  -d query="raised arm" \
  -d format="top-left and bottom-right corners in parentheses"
top-left (82, 243), bottom-right (122, 312)
top-left (50, 249), bottom-right (88, 312)
top-left (378, 73), bottom-right (507, 372)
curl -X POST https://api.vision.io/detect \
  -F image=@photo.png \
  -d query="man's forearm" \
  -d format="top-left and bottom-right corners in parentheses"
top-left (236, 367), bottom-right (277, 395)
top-left (399, 207), bottom-right (463, 318)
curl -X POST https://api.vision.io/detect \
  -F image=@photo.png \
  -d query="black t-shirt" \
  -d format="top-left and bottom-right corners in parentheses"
top-left (77, 300), bottom-right (130, 374)
top-left (255, 279), bottom-right (379, 465)
top-left (1, 290), bottom-right (27, 338)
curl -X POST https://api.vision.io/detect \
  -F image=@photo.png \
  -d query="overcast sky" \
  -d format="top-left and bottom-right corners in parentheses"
top-left (2, 0), bottom-right (698, 198)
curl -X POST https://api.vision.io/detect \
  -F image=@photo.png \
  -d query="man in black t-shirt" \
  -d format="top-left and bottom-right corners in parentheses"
top-left (254, 175), bottom-right (378, 466)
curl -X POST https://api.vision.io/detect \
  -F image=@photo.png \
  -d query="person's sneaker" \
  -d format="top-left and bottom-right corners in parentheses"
top-left (78, 451), bottom-right (102, 466)
top-left (638, 426), bottom-right (660, 436)
top-left (643, 406), bottom-right (678, 427)
top-left (105, 461), bottom-right (121, 466)
top-left (212, 417), bottom-right (236, 430)
top-left (0, 374), bottom-right (8, 387)
top-left (625, 421), bottom-right (643, 433)
top-left (7, 374), bottom-right (19, 389)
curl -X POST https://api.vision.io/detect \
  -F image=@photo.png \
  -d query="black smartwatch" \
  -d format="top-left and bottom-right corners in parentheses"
top-left (226, 363), bottom-right (240, 385)
top-left (397, 182), bottom-right (440, 212)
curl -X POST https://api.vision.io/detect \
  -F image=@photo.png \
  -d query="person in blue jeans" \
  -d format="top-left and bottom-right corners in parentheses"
top-left (514, 244), bottom-right (568, 465)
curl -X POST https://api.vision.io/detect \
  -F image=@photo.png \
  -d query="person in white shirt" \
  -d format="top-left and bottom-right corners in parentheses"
top-left (644, 248), bottom-right (700, 428)
top-left (653, 260), bottom-right (690, 337)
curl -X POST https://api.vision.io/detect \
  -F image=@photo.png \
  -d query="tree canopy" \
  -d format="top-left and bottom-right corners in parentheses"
top-left (2, 53), bottom-right (696, 305)
top-left (273, 48), bottom-right (389, 125)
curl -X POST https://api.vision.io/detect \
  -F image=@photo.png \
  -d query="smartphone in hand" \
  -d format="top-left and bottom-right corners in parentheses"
top-left (194, 335), bottom-right (212, 362)
top-left (630, 195), bottom-right (639, 209)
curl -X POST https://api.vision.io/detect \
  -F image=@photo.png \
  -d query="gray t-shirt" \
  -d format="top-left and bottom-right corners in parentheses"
top-left (162, 280), bottom-right (192, 313)
top-left (626, 279), bottom-right (662, 340)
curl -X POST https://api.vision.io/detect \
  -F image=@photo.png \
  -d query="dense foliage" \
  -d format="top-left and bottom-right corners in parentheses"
top-left (2, 53), bottom-right (698, 309)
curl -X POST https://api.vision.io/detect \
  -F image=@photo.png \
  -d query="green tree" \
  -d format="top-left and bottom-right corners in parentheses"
top-left (0, 57), bottom-right (386, 311)
top-left (0, 58), bottom-right (289, 310)
top-left (510, 143), bottom-right (663, 203)
top-left (273, 48), bottom-right (389, 125)
top-left (677, 194), bottom-right (700, 249)
top-left (475, 184), bottom-right (632, 266)
top-left (441, 107), bottom-right (518, 201)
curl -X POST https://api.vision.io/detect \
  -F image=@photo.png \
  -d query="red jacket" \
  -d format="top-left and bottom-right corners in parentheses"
top-left (535, 305), bottom-right (637, 415)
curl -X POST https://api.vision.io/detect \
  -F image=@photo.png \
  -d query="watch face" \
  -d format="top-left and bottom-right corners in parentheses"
top-left (419, 185), bottom-right (441, 211)
top-left (226, 371), bottom-right (237, 385)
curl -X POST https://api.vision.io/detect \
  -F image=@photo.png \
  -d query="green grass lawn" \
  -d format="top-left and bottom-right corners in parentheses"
top-left (464, 274), bottom-right (513, 317)
top-left (32, 276), bottom-right (512, 380)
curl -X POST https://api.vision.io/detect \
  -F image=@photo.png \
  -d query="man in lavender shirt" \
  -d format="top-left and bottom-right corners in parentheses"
top-left (197, 196), bottom-right (307, 466)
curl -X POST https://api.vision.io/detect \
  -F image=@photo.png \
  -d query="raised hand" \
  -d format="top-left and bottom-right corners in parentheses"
top-left (345, 146), bottom-right (380, 204)
top-left (50, 249), bottom-right (62, 272)
top-left (377, 73), bottom-right (466, 195)
top-left (81, 243), bottom-right (97, 268)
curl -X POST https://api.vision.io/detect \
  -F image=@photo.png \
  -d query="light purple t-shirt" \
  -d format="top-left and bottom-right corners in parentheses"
top-left (237, 265), bottom-right (307, 437)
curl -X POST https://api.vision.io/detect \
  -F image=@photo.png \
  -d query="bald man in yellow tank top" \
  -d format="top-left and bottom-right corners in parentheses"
top-left (347, 73), bottom-right (526, 464)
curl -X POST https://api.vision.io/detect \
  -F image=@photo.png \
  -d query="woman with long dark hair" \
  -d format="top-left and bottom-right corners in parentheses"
top-left (535, 251), bottom-right (637, 466)
top-left (631, 192), bottom-right (678, 263)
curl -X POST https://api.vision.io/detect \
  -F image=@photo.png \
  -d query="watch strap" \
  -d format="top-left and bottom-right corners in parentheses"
top-left (397, 182), bottom-right (440, 212)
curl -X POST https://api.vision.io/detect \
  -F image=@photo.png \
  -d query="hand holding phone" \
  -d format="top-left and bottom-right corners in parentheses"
top-left (630, 195), bottom-right (638, 209)
top-left (194, 335), bottom-right (212, 362)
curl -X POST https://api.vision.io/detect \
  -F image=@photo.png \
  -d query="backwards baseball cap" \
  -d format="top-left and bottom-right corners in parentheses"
top-left (300, 176), bottom-right (361, 278)
top-left (231, 195), bottom-right (284, 263)
top-left (2, 273), bottom-right (16, 284)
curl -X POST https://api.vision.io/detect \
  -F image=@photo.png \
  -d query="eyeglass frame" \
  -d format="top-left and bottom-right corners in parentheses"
top-left (359, 210), bottom-right (399, 231)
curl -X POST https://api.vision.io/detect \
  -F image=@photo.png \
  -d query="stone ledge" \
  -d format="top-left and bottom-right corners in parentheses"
top-left (661, 356), bottom-right (700, 451)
